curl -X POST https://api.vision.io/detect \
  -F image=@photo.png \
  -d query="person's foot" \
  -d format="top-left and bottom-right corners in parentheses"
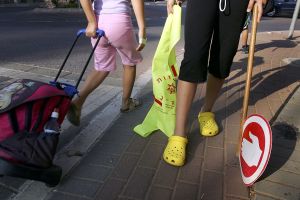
top-left (241, 45), bottom-right (249, 54)
top-left (67, 103), bottom-right (81, 126)
top-left (198, 112), bottom-right (219, 137)
top-left (120, 98), bottom-right (142, 113)
top-left (163, 136), bottom-right (188, 167)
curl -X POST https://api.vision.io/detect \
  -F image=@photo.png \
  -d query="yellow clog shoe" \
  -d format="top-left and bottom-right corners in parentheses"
top-left (198, 112), bottom-right (219, 137)
top-left (163, 136), bottom-right (188, 167)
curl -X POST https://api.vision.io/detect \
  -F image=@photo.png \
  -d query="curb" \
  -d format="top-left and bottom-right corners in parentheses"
top-left (32, 7), bottom-right (83, 13)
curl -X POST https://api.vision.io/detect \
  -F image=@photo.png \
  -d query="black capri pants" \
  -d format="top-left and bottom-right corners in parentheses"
top-left (179, 0), bottom-right (249, 83)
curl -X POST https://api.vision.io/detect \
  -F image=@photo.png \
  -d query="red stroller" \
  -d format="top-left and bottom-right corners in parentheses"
top-left (0, 29), bottom-right (104, 187)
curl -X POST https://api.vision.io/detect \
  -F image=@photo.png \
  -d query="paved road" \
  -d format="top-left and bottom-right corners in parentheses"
top-left (0, 3), bottom-right (176, 78)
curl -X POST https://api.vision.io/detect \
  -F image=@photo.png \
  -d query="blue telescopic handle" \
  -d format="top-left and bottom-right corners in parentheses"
top-left (54, 28), bottom-right (105, 87)
top-left (77, 29), bottom-right (105, 37)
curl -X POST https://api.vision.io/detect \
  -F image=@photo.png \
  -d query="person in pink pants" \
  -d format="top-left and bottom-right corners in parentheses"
top-left (67, 0), bottom-right (147, 126)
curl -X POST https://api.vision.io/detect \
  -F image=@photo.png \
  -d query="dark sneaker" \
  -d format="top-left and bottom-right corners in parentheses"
top-left (241, 45), bottom-right (249, 54)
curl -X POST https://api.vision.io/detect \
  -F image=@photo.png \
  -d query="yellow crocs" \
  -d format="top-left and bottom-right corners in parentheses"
top-left (198, 112), bottom-right (219, 137)
top-left (163, 136), bottom-right (188, 167)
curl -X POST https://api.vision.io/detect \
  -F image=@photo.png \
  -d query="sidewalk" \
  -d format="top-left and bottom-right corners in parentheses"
top-left (2, 31), bottom-right (300, 200)
top-left (45, 31), bottom-right (300, 200)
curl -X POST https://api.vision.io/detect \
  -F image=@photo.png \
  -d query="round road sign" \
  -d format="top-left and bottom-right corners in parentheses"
top-left (239, 114), bottom-right (272, 186)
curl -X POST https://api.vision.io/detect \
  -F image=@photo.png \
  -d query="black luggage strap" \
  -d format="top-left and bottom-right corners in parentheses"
top-left (31, 99), bottom-right (49, 132)
top-left (8, 109), bottom-right (19, 133)
top-left (25, 102), bottom-right (33, 132)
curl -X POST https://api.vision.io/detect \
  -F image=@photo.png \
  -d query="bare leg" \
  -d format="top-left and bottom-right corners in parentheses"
top-left (202, 73), bottom-right (224, 112)
top-left (241, 28), bottom-right (249, 47)
top-left (174, 80), bottom-right (197, 137)
top-left (122, 65), bottom-right (136, 107)
top-left (163, 80), bottom-right (196, 166)
top-left (72, 69), bottom-right (109, 109)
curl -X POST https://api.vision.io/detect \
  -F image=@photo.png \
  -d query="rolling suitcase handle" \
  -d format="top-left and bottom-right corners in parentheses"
top-left (51, 29), bottom-right (105, 97)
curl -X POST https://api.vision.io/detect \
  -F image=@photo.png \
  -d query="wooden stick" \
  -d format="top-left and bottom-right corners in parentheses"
top-left (236, 3), bottom-right (259, 156)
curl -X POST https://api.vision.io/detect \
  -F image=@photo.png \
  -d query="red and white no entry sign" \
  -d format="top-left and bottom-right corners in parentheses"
top-left (239, 114), bottom-right (272, 186)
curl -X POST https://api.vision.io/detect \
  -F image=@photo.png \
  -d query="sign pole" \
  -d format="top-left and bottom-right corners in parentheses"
top-left (236, 3), bottom-right (259, 156)
top-left (288, 0), bottom-right (300, 39)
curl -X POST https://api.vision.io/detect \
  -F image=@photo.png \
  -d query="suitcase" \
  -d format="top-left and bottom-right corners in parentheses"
top-left (0, 29), bottom-right (104, 187)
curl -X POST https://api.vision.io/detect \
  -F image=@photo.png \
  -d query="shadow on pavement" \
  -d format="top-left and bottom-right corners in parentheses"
top-left (258, 122), bottom-right (299, 181)
top-left (255, 38), bottom-right (300, 52)
top-left (216, 59), bottom-right (300, 122)
top-left (258, 85), bottom-right (300, 181)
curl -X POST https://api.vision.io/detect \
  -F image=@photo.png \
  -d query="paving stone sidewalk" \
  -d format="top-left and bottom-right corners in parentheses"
top-left (1, 31), bottom-right (300, 200)
top-left (43, 31), bottom-right (300, 200)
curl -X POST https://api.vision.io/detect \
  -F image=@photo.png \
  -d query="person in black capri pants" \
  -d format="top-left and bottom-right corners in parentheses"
top-left (163, 0), bottom-right (268, 167)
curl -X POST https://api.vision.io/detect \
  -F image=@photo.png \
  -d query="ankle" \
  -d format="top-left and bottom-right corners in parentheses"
top-left (173, 132), bottom-right (187, 138)
top-left (242, 44), bottom-right (249, 49)
top-left (122, 97), bottom-right (130, 106)
top-left (200, 107), bottom-right (211, 113)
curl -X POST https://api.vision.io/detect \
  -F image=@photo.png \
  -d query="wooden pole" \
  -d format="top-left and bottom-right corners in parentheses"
top-left (236, 3), bottom-right (259, 156)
